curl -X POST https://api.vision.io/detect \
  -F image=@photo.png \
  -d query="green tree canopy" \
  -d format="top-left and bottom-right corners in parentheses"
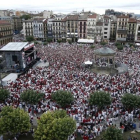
top-left (90, 45), bottom-right (95, 49)
top-left (34, 110), bottom-right (76, 140)
top-left (20, 14), bottom-right (31, 20)
top-left (122, 93), bottom-right (140, 110)
top-left (89, 91), bottom-right (111, 109)
top-left (100, 41), bottom-right (107, 46)
top-left (20, 90), bottom-right (44, 105)
top-left (26, 36), bottom-right (34, 42)
top-left (115, 42), bottom-right (121, 46)
top-left (57, 39), bottom-right (62, 43)
top-left (47, 38), bottom-right (52, 43)
top-left (0, 89), bottom-right (10, 103)
top-left (117, 45), bottom-right (123, 50)
top-left (103, 126), bottom-right (123, 140)
top-left (51, 90), bottom-right (74, 108)
top-left (0, 106), bottom-right (31, 135)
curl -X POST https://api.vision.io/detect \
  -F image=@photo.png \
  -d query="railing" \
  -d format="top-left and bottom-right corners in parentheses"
top-left (117, 38), bottom-right (126, 41)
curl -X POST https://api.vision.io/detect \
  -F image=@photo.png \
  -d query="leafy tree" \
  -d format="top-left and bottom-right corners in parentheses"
top-left (122, 93), bottom-right (140, 110)
top-left (115, 42), bottom-right (121, 46)
top-left (0, 89), bottom-right (10, 102)
top-left (89, 91), bottom-right (111, 109)
top-left (51, 90), bottom-right (74, 108)
top-left (26, 36), bottom-right (34, 42)
top-left (90, 45), bottom-right (95, 49)
top-left (103, 126), bottom-right (123, 140)
top-left (57, 39), bottom-right (62, 43)
top-left (0, 106), bottom-right (31, 135)
top-left (34, 110), bottom-right (76, 140)
top-left (20, 14), bottom-right (31, 20)
top-left (43, 42), bottom-right (47, 45)
top-left (47, 38), bottom-right (52, 43)
top-left (20, 90), bottom-right (44, 105)
top-left (100, 41), bottom-right (107, 46)
top-left (117, 45), bottom-right (123, 50)
top-left (68, 40), bottom-right (72, 44)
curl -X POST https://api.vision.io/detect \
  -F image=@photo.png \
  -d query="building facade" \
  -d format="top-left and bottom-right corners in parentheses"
top-left (127, 18), bottom-right (137, 43)
top-left (12, 16), bottom-right (23, 34)
top-left (135, 20), bottom-right (140, 43)
top-left (78, 14), bottom-right (89, 39)
top-left (23, 19), bottom-right (33, 37)
top-left (47, 19), bottom-right (54, 40)
top-left (87, 14), bottom-right (98, 40)
top-left (66, 15), bottom-right (78, 42)
top-left (103, 15), bottom-right (111, 40)
top-left (116, 15), bottom-right (129, 44)
top-left (0, 20), bottom-right (13, 46)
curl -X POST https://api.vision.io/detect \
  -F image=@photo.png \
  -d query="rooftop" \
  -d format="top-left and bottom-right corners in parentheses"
top-left (0, 42), bottom-right (29, 51)
top-left (94, 47), bottom-right (116, 56)
top-left (128, 18), bottom-right (137, 23)
top-left (88, 14), bottom-right (97, 19)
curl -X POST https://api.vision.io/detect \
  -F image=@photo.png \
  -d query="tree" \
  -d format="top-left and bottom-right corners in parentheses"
top-left (20, 90), bottom-right (44, 105)
top-left (0, 89), bottom-right (10, 102)
top-left (68, 40), bottom-right (72, 44)
top-left (47, 38), bottom-right (52, 43)
top-left (0, 106), bottom-right (31, 135)
top-left (20, 14), bottom-right (31, 20)
top-left (43, 42), bottom-right (47, 45)
top-left (90, 45), bottom-right (95, 49)
top-left (117, 45), bottom-right (123, 50)
top-left (89, 91), bottom-right (111, 109)
top-left (26, 36), bottom-right (34, 42)
top-left (34, 110), bottom-right (76, 140)
top-left (103, 126), bottom-right (123, 140)
top-left (115, 42), bottom-right (121, 46)
top-left (51, 90), bottom-right (74, 108)
top-left (100, 41), bottom-right (107, 46)
top-left (57, 39), bottom-right (62, 43)
top-left (121, 93), bottom-right (140, 110)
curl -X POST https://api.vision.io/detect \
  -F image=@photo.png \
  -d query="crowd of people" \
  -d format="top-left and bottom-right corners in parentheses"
top-left (1, 42), bottom-right (140, 139)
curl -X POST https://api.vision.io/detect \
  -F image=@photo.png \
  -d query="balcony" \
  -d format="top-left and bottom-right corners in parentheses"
top-left (117, 38), bottom-right (126, 41)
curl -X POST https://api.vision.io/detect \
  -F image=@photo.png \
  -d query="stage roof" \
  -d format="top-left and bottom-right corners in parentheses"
top-left (0, 42), bottom-right (28, 51)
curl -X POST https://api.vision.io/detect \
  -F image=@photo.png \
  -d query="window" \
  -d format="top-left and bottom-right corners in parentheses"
top-left (104, 32), bottom-right (107, 34)
top-left (12, 55), bottom-right (17, 61)
top-left (104, 36), bottom-right (107, 38)
top-left (104, 28), bottom-right (107, 30)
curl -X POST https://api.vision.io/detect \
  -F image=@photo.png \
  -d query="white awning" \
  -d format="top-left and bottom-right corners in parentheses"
top-left (84, 60), bottom-right (93, 65)
top-left (135, 43), bottom-right (140, 46)
top-left (78, 39), bottom-right (94, 44)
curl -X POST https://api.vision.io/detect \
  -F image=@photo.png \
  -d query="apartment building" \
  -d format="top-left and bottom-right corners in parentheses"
top-left (87, 14), bottom-right (98, 40)
top-left (0, 20), bottom-right (13, 46)
top-left (12, 16), bottom-right (23, 34)
top-left (33, 18), bottom-right (47, 41)
top-left (66, 15), bottom-right (79, 42)
top-left (78, 13), bottom-right (89, 39)
top-left (52, 15), bottom-right (65, 41)
top-left (127, 18), bottom-right (137, 43)
top-left (103, 15), bottom-right (111, 40)
top-left (135, 20), bottom-right (140, 43)
top-left (116, 15), bottom-right (129, 44)
top-left (47, 19), bottom-right (54, 40)
top-left (23, 18), bottom-right (47, 41)
top-left (23, 19), bottom-right (33, 37)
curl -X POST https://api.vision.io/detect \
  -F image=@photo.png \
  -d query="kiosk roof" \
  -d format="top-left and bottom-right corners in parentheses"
top-left (0, 42), bottom-right (28, 51)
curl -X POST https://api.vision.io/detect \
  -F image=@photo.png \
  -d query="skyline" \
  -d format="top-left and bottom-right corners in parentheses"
top-left (0, 0), bottom-right (140, 14)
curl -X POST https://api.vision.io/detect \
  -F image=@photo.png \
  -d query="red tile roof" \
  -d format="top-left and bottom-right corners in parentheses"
top-left (88, 14), bottom-right (97, 18)
top-left (128, 18), bottom-right (137, 23)
top-left (117, 15), bottom-right (129, 18)
top-left (0, 20), bottom-right (11, 25)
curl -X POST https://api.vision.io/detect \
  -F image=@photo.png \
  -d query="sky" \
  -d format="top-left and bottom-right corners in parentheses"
top-left (0, 0), bottom-right (140, 14)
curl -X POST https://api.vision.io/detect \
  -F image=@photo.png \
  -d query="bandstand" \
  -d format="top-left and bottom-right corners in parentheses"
top-left (94, 47), bottom-right (116, 68)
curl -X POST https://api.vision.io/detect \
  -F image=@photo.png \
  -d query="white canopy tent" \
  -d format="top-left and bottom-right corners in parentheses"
top-left (135, 43), bottom-right (140, 46)
top-left (84, 60), bottom-right (93, 65)
top-left (2, 73), bottom-right (18, 86)
top-left (78, 39), bottom-right (94, 44)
